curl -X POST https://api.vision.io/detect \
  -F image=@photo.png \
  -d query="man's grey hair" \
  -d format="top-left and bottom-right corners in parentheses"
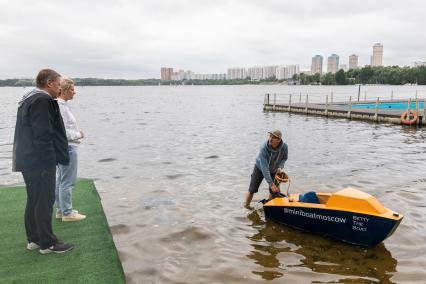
top-left (36, 69), bottom-right (61, 88)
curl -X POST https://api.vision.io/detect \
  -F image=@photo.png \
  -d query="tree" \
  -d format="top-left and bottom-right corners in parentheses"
top-left (312, 73), bottom-right (321, 84)
top-left (335, 69), bottom-right (346, 85)
top-left (359, 66), bottom-right (374, 84)
top-left (416, 66), bottom-right (426, 85)
top-left (321, 73), bottom-right (336, 85)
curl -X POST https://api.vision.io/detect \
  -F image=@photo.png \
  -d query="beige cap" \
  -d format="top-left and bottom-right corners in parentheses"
top-left (268, 130), bottom-right (282, 139)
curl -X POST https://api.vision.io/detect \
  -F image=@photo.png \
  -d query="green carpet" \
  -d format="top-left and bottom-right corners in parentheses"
top-left (0, 180), bottom-right (125, 284)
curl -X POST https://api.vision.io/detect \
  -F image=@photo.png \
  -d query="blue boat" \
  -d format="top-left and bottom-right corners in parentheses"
top-left (262, 188), bottom-right (403, 246)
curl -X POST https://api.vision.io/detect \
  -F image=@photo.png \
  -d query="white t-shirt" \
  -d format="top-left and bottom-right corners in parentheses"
top-left (56, 98), bottom-right (82, 146)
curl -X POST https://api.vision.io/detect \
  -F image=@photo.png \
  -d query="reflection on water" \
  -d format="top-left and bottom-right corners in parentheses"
top-left (247, 210), bottom-right (397, 283)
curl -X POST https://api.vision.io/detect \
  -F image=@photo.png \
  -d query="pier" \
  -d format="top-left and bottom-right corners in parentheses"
top-left (263, 92), bottom-right (426, 126)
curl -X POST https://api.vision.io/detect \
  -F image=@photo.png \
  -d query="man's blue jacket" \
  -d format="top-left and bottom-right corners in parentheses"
top-left (255, 140), bottom-right (288, 186)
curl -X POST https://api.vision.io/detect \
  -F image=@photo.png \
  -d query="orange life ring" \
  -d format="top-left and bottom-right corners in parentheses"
top-left (400, 110), bottom-right (418, 125)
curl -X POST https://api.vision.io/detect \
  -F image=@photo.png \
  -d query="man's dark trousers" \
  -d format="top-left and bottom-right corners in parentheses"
top-left (22, 165), bottom-right (56, 250)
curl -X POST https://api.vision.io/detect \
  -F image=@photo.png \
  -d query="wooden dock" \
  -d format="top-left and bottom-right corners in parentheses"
top-left (263, 93), bottom-right (426, 126)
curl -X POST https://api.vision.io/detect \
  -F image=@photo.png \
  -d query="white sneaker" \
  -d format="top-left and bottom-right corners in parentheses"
top-left (62, 212), bottom-right (86, 222)
top-left (27, 242), bottom-right (40, 250)
top-left (56, 209), bottom-right (78, 219)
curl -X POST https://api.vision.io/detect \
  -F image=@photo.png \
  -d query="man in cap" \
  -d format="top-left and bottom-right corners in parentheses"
top-left (244, 130), bottom-right (288, 208)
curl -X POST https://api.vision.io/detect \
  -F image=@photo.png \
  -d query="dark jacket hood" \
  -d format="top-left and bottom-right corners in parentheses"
top-left (18, 88), bottom-right (49, 106)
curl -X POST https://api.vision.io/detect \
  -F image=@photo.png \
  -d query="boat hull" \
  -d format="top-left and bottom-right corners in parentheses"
top-left (263, 205), bottom-right (402, 246)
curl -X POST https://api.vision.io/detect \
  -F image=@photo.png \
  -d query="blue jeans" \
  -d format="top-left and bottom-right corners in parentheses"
top-left (55, 145), bottom-right (78, 216)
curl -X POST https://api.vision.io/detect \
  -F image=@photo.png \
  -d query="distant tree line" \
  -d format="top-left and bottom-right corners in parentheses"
top-left (293, 66), bottom-right (426, 85)
top-left (0, 78), bottom-right (257, 87)
top-left (1, 66), bottom-right (425, 87)
top-left (0, 79), bottom-right (34, 87)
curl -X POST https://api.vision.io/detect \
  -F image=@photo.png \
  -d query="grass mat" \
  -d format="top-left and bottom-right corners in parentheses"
top-left (0, 180), bottom-right (125, 284)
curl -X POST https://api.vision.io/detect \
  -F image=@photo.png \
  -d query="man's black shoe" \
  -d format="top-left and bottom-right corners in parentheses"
top-left (53, 235), bottom-right (64, 245)
top-left (39, 243), bottom-right (74, 254)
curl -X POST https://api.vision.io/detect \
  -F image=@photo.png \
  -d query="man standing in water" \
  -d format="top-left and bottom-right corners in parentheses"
top-left (245, 130), bottom-right (288, 208)
top-left (12, 69), bottom-right (74, 253)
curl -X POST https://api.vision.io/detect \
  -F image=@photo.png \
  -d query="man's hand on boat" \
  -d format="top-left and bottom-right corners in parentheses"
top-left (270, 184), bottom-right (280, 193)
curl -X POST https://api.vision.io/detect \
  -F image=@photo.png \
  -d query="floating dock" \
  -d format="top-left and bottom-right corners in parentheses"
top-left (263, 93), bottom-right (426, 126)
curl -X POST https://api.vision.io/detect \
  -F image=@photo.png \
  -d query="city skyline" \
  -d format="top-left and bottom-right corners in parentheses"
top-left (0, 0), bottom-right (424, 79)
top-left (161, 43), bottom-right (384, 80)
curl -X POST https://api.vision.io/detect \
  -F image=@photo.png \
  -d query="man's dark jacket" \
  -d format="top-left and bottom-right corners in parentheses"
top-left (12, 90), bottom-right (69, 171)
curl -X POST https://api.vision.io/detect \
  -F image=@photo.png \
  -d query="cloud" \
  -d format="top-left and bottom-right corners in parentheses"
top-left (0, 0), bottom-right (424, 78)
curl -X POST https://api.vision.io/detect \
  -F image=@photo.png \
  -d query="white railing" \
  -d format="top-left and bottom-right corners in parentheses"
top-left (264, 91), bottom-right (426, 105)
top-left (264, 91), bottom-right (426, 120)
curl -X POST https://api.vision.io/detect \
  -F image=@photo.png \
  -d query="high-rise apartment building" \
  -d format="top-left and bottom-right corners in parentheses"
top-left (311, 55), bottom-right (323, 75)
top-left (276, 65), bottom-right (300, 80)
top-left (171, 69), bottom-right (189, 81)
top-left (161, 67), bottom-right (173, 81)
top-left (173, 72), bottom-right (225, 80)
top-left (263, 66), bottom-right (278, 79)
top-left (248, 66), bottom-right (264, 80)
top-left (178, 69), bottom-right (186, 80)
top-left (286, 65), bottom-right (300, 79)
top-left (327, 54), bottom-right (339, 74)
top-left (276, 67), bottom-right (286, 80)
top-left (186, 70), bottom-right (194, 80)
top-left (171, 72), bottom-right (179, 81)
top-left (371, 43), bottom-right (383, 66)
top-left (227, 68), bottom-right (247, 80)
top-left (349, 54), bottom-right (359, 70)
top-left (191, 73), bottom-right (226, 80)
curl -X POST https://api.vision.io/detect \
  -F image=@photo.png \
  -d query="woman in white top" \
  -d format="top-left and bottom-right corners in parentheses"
top-left (55, 78), bottom-right (86, 221)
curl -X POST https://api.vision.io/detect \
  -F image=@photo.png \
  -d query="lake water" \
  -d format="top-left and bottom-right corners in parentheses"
top-left (1, 85), bottom-right (426, 283)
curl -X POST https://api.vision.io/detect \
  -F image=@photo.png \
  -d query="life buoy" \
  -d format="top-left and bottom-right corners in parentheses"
top-left (400, 110), bottom-right (418, 125)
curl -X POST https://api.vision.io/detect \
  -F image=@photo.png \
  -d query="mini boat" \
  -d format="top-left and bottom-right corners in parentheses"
top-left (262, 187), bottom-right (403, 246)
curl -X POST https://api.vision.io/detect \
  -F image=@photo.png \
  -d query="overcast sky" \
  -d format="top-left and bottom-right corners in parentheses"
top-left (0, 0), bottom-right (424, 79)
